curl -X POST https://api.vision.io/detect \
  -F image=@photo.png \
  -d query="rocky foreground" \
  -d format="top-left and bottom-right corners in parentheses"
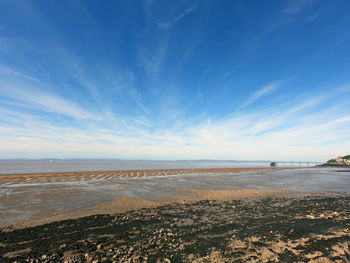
top-left (1, 196), bottom-right (350, 263)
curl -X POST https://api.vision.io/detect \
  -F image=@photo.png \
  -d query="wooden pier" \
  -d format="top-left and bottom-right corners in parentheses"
top-left (270, 161), bottom-right (322, 167)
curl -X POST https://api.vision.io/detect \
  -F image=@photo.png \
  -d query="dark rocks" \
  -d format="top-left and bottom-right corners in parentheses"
top-left (0, 196), bottom-right (349, 262)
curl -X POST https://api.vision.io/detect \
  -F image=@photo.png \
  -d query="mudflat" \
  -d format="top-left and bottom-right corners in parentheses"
top-left (0, 167), bottom-right (274, 185)
top-left (0, 167), bottom-right (278, 228)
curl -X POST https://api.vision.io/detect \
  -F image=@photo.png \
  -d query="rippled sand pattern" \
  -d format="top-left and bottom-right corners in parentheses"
top-left (0, 167), bottom-right (272, 186)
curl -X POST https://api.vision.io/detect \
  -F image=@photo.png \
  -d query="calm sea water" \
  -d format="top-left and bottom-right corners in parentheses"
top-left (0, 160), bottom-right (274, 174)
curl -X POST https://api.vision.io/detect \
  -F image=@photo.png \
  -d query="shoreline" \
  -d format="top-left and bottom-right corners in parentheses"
top-left (2, 188), bottom-right (304, 231)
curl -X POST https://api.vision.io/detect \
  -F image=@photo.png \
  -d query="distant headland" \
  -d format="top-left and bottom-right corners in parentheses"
top-left (325, 155), bottom-right (350, 166)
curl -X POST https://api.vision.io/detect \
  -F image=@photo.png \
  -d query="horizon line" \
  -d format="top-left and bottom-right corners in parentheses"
top-left (0, 158), bottom-right (325, 163)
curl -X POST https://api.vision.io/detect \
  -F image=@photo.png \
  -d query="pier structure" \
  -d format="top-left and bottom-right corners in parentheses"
top-left (270, 161), bottom-right (321, 167)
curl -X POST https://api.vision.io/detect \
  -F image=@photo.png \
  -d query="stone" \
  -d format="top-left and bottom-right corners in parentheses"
top-left (59, 243), bottom-right (66, 249)
top-left (260, 247), bottom-right (276, 261)
top-left (309, 257), bottom-right (332, 263)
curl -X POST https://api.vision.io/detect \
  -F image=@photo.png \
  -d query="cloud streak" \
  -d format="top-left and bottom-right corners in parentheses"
top-left (0, 80), bottom-right (97, 120)
top-left (241, 82), bottom-right (280, 108)
top-left (1, 88), bottom-right (350, 161)
top-left (158, 5), bottom-right (197, 29)
top-left (1, 44), bottom-right (349, 162)
top-left (1, 57), bottom-right (349, 162)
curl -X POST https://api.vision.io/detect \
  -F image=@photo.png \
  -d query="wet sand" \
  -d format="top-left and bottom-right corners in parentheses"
top-left (3, 188), bottom-right (299, 230)
top-left (2, 167), bottom-right (350, 229)
top-left (0, 167), bottom-right (276, 228)
top-left (0, 167), bottom-right (273, 185)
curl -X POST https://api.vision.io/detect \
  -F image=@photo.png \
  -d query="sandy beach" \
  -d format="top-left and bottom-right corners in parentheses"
top-left (1, 192), bottom-right (349, 262)
top-left (1, 167), bottom-right (350, 262)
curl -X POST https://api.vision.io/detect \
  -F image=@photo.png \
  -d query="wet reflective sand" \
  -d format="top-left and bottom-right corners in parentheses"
top-left (0, 167), bottom-right (349, 228)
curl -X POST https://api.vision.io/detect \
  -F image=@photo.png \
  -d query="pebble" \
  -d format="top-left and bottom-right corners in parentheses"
top-left (331, 212), bottom-right (339, 217)
top-left (59, 243), bottom-right (66, 249)
top-left (133, 256), bottom-right (140, 263)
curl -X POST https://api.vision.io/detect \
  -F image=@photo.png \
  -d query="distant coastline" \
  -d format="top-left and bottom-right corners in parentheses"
top-left (324, 154), bottom-right (350, 167)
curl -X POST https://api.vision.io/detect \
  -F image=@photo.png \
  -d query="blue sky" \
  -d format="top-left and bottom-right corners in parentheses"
top-left (0, 0), bottom-right (350, 161)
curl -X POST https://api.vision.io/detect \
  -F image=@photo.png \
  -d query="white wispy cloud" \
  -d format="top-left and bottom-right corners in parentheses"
top-left (1, 43), bottom-right (349, 162)
top-left (241, 1), bottom-right (315, 55)
top-left (1, 88), bottom-right (350, 161)
top-left (335, 83), bottom-right (350, 93)
top-left (158, 5), bottom-right (197, 29)
top-left (137, 41), bottom-right (168, 80)
top-left (0, 64), bottom-right (43, 83)
top-left (0, 68), bottom-right (98, 120)
top-left (0, 37), bottom-right (349, 162)
top-left (241, 82), bottom-right (280, 108)
top-left (1, 87), bottom-right (97, 120)
top-left (0, 48), bottom-right (143, 121)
